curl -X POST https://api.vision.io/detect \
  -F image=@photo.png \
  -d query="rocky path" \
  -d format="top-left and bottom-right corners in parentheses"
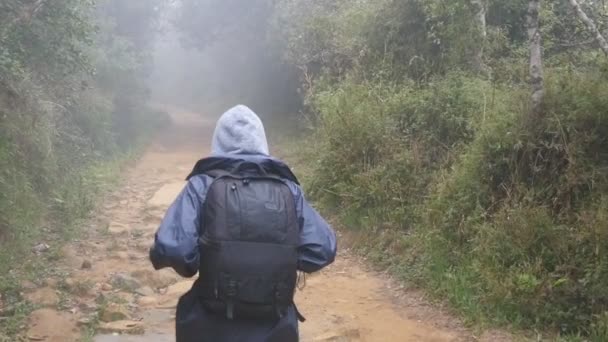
top-left (20, 107), bottom-right (512, 342)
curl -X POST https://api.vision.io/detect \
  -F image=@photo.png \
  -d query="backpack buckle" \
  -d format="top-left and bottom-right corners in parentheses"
top-left (226, 279), bottom-right (238, 297)
top-left (274, 283), bottom-right (288, 319)
top-left (225, 279), bottom-right (238, 320)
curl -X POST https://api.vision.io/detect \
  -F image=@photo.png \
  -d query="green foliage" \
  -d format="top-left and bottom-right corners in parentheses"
top-left (0, 0), bottom-right (95, 81)
top-left (306, 72), bottom-right (494, 228)
top-left (273, 0), bottom-right (382, 77)
top-left (282, 0), bottom-right (608, 335)
top-left (299, 63), bottom-right (608, 336)
top-left (0, 3), bottom-right (167, 338)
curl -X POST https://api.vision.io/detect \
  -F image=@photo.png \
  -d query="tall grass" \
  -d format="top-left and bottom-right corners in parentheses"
top-left (294, 65), bottom-right (608, 338)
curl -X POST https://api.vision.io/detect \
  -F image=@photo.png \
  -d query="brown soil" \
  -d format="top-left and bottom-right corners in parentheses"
top-left (20, 106), bottom-right (515, 342)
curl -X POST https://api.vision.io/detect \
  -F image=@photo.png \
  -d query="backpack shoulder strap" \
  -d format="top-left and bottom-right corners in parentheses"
top-left (205, 161), bottom-right (284, 181)
top-left (204, 169), bottom-right (231, 179)
top-left (187, 157), bottom-right (299, 184)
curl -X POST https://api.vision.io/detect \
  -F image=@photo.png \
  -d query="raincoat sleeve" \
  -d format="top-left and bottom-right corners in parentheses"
top-left (149, 175), bottom-right (210, 278)
top-left (292, 185), bottom-right (337, 273)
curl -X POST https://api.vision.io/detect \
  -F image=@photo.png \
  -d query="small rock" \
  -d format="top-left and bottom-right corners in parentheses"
top-left (154, 301), bottom-right (177, 310)
top-left (101, 283), bottom-right (113, 291)
top-left (135, 286), bottom-right (155, 297)
top-left (137, 296), bottom-right (157, 307)
top-left (81, 260), bottom-right (92, 269)
top-left (92, 283), bottom-right (102, 292)
top-left (100, 303), bottom-right (130, 322)
top-left (111, 273), bottom-right (141, 291)
top-left (108, 222), bottom-right (130, 234)
top-left (131, 269), bottom-right (177, 289)
top-left (165, 280), bottom-right (194, 297)
top-left (32, 243), bottom-right (50, 254)
top-left (98, 320), bottom-right (144, 335)
top-left (63, 278), bottom-right (75, 289)
top-left (112, 251), bottom-right (129, 260)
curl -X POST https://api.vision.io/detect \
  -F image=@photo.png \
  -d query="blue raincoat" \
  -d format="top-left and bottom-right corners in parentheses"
top-left (149, 105), bottom-right (337, 342)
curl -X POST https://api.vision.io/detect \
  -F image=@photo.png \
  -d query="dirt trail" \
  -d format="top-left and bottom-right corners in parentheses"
top-left (22, 107), bottom-right (511, 342)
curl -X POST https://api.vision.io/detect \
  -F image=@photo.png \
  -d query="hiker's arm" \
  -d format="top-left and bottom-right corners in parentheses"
top-left (149, 176), bottom-right (209, 278)
top-left (297, 195), bottom-right (337, 273)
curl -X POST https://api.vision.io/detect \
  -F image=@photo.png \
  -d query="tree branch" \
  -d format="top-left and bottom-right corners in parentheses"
top-left (569, 0), bottom-right (608, 56)
top-left (470, 0), bottom-right (489, 75)
top-left (527, 0), bottom-right (544, 119)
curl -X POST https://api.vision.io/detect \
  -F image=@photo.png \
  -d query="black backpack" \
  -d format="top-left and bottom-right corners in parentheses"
top-left (197, 161), bottom-right (301, 321)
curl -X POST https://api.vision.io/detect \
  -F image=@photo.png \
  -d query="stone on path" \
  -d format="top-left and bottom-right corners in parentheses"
top-left (155, 280), bottom-right (194, 309)
top-left (135, 286), bottom-right (155, 297)
top-left (111, 273), bottom-right (141, 291)
top-left (81, 260), bottom-right (92, 269)
top-left (108, 222), bottom-right (130, 234)
top-left (100, 303), bottom-right (130, 322)
top-left (137, 296), bottom-right (158, 307)
top-left (98, 320), bottom-right (145, 335)
top-left (164, 280), bottom-right (194, 297)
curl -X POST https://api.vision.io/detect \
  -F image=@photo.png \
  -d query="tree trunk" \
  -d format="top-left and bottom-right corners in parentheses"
top-left (471, 0), bottom-right (488, 75)
top-left (569, 0), bottom-right (608, 56)
top-left (527, 0), bottom-right (544, 119)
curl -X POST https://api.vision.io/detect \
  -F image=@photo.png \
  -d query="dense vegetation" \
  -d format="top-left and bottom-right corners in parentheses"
top-left (179, 0), bottom-right (608, 338)
top-left (270, 0), bottom-right (608, 338)
top-left (0, 0), bottom-right (166, 296)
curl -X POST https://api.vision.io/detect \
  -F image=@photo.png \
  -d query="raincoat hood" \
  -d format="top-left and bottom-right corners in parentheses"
top-left (211, 105), bottom-right (269, 156)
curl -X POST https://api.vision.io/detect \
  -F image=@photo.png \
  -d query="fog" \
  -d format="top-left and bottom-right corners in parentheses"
top-left (148, 2), bottom-right (301, 121)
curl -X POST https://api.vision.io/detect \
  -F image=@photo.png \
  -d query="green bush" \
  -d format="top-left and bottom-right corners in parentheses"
top-left (0, 0), bottom-right (168, 267)
top-left (306, 78), bottom-right (401, 208)
top-left (299, 64), bottom-right (608, 336)
top-left (0, 80), bottom-right (167, 271)
top-left (307, 72), bottom-right (495, 225)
